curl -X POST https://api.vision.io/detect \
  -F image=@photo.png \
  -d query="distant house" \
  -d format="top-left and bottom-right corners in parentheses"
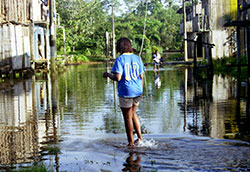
top-left (179, 0), bottom-right (250, 60)
top-left (0, 0), bottom-right (55, 74)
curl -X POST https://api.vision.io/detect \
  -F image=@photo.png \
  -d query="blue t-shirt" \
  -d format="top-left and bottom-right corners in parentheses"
top-left (112, 53), bottom-right (145, 98)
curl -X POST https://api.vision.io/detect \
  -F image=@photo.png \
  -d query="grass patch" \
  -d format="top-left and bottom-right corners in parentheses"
top-left (14, 163), bottom-right (51, 172)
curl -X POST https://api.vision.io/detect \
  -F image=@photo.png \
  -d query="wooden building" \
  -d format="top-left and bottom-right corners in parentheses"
top-left (179, 0), bottom-right (250, 59)
top-left (0, 0), bottom-right (55, 74)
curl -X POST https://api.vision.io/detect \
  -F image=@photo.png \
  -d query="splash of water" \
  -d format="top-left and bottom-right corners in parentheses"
top-left (136, 139), bottom-right (158, 148)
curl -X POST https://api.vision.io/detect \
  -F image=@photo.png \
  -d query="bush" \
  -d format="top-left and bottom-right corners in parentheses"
top-left (213, 56), bottom-right (248, 79)
top-left (73, 55), bottom-right (89, 63)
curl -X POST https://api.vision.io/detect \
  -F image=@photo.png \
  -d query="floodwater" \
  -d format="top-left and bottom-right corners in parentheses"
top-left (0, 63), bottom-right (250, 172)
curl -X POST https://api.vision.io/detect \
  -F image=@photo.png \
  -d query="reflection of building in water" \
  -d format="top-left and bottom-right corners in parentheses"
top-left (36, 81), bottom-right (48, 114)
top-left (0, 79), bottom-right (39, 165)
top-left (35, 74), bottom-right (60, 147)
top-left (0, 75), bottom-right (60, 166)
top-left (209, 75), bottom-right (232, 139)
top-left (209, 75), bottom-right (247, 140)
top-left (185, 72), bottom-right (247, 140)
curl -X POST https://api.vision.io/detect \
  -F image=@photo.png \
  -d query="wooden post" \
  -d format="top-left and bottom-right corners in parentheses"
top-left (183, 0), bottom-right (188, 61)
top-left (236, 0), bottom-right (241, 73)
top-left (194, 41), bottom-right (197, 68)
top-left (243, 0), bottom-right (250, 83)
top-left (62, 26), bottom-right (66, 54)
top-left (248, 25), bottom-right (250, 84)
top-left (208, 45), bottom-right (213, 69)
top-left (245, 1), bottom-right (250, 116)
top-left (105, 31), bottom-right (109, 58)
top-left (29, 0), bottom-right (35, 71)
top-left (111, 4), bottom-right (115, 59)
top-left (49, 0), bottom-right (56, 71)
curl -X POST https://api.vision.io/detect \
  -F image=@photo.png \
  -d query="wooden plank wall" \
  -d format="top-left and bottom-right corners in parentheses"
top-left (0, 0), bottom-right (32, 71)
top-left (0, 23), bottom-right (31, 70)
top-left (0, 0), bottom-right (30, 24)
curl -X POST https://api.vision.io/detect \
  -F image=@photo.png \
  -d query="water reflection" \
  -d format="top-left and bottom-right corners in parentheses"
top-left (0, 79), bottom-right (39, 166)
top-left (122, 152), bottom-right (141, 172)
top-left (185, 67), bottom-right (250, 142)
top-left (0, 64), bottom-right (249, 171)
top-left (0, 74), bottom-right (60, 170)
top-left (154, 70), bottom-right (161, 89)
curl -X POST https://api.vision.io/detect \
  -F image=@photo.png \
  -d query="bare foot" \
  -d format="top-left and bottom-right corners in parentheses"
top-left (134, 139), bottom-right (143, 145)
top-left (127, 143), bottom-right (134, 147)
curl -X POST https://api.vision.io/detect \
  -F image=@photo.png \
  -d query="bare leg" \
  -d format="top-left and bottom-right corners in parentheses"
top-left (121, 107), bottom-right (134, 146)
top-left (132, 105), bottom-right (143, 142)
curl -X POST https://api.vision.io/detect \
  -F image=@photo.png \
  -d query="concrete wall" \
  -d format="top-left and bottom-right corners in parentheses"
top-left (207, 0), bottom-right (238, 58)
top-left (211, 30), bottom-right (231, 58)
top-left (185, 0), bottom-right (239, 59)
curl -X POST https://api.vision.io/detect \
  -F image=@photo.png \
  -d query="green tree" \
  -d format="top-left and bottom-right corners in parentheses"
top-left (56, 0), bottom-right (182, 58)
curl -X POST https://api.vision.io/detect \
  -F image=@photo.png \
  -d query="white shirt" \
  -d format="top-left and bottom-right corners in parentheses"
top-left (153, 52), bottom-right (161, 63)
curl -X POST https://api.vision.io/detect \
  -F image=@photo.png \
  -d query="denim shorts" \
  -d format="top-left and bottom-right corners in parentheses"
top-left (119, 95), bottom-right (143, 108)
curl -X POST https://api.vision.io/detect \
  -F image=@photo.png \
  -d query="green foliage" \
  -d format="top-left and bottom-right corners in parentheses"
top-left (197, 59), bottom-right (208, 66)
top-left (213, 56), bottom-right (248, 79)
top-left (56, 0), bottom-right (182, 57)
top-left (73, 55), bottom-right (90, 63)
top-left (152, 46), bottom-right (159, 54)
top-left (167, 52), bottom-right (183, 60)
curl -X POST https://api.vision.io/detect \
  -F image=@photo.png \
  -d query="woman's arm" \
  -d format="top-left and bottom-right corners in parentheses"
top-left (103, 72), bottom-right (121, 81)
top-left (140, 73), bottom-right (144, 88)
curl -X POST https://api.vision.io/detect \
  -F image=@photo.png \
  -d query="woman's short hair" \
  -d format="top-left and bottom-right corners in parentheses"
top-left (116, 37), bottom-right (133, 54)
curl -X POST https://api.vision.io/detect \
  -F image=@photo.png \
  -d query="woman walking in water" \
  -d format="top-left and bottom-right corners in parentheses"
top-left (103, 37), bottom-right (145, 146)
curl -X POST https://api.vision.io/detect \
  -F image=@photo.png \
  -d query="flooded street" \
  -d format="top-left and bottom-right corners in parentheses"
top-left (0, 63), bottom-right (250, 171)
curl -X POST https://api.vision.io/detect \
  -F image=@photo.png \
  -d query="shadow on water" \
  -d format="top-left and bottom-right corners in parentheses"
top-left (0, 63), bottom-right (250, 171)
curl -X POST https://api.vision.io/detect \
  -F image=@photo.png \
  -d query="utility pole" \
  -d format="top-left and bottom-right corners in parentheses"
top-left (243, 0), bottom-right (250, 80)
top-left (183, 0), bottom-right (188, 61)
top-left (49, 0), bottom-right (56, 69)
top-left (112, 4), bottom-right (115, 59)
top-left (139, 0), bottom-right (148, 57)
top-left (236, 0), bottom-right (241, 71)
